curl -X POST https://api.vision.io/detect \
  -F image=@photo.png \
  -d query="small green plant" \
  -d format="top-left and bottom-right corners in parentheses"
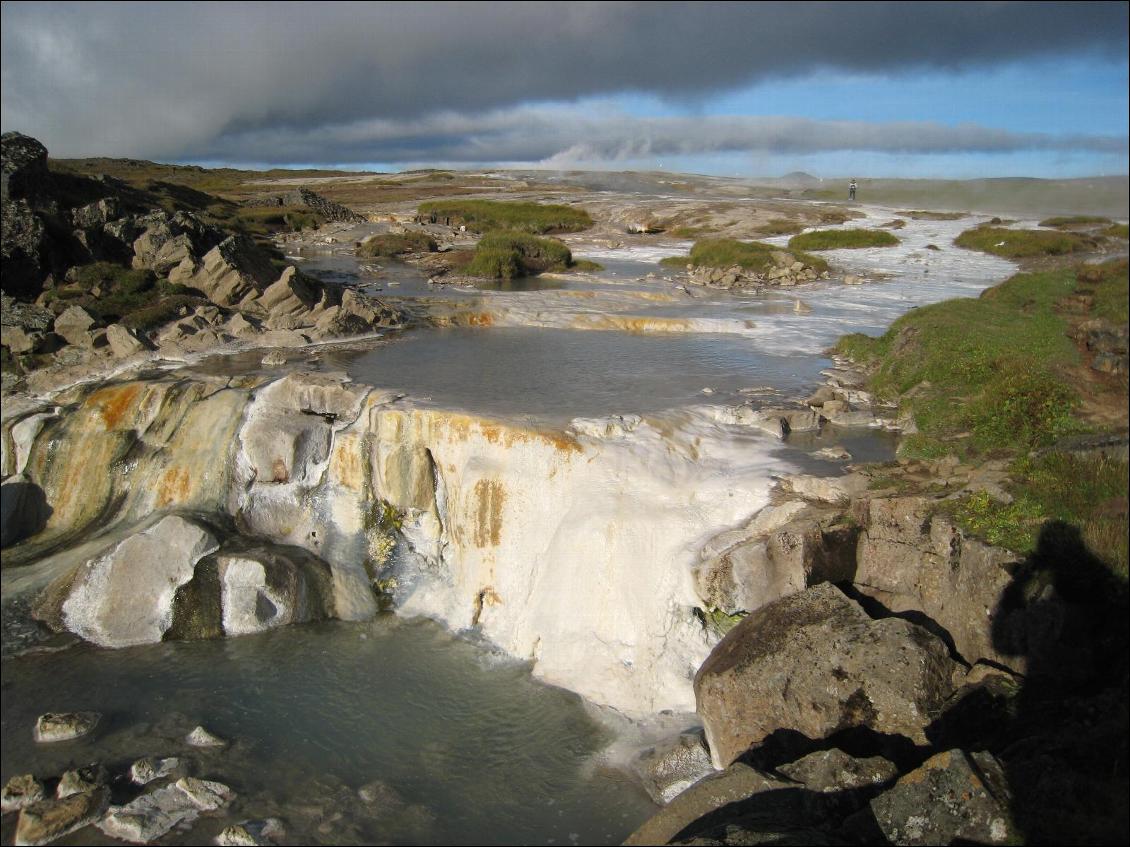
top-left (788, 229), bottom-right (900, 250)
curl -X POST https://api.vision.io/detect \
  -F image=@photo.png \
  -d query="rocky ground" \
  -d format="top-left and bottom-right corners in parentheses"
top-left (3, 133), bottom-right (1128, 846)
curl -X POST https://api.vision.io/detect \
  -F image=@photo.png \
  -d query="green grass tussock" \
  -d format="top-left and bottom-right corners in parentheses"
top-left (754, 218), bottom-right (806, 236)
top-left (1039, 215), bottom-right (1112, 229)
top-left (664, 238), bottom-right (830, 274)
top-left (417, 200), bottom-right (592, 234)
top-left (1101, 222), bottom-right (1129, 239)
top-left (954, 226), bottom-right (1095, 258)
top-left (358, 231), bottom-right (438, 258)
top-left (462, 231), bottom-right (575, 278)
top-left (1076, 258), bottom-right (1129, 324)
top-left (788, 229), bottom-right (900, 250)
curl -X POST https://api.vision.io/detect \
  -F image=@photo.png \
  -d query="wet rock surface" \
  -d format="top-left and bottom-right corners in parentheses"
top-left (14, 787), bottom-right (109, 847)
top-left (32, 711), bottom-right (101, 743)
top-left (632, 729), bottom-right (716, 805)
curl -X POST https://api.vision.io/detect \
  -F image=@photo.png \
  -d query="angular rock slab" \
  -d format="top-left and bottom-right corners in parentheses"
top-left (778, 748), bottom-right (898, 793)
top-left (1, 774), bottom-right (45, 813)
top-left (870, 749), bottom-right (1014, 845)
top-left (57, 515), bottom-right (220, 647)
top-left (695, 583), bottom-right (957, 768)
top-left (98, 777), bottom-right (233, 843)
top-left (215, 818), bottom-right (285, 846)
top-left (632, 728), bottom-right (716, 805)
top-left (57, 763), bottom-right (109, 798)
top-left (15, 788), bottom-right (109, 847)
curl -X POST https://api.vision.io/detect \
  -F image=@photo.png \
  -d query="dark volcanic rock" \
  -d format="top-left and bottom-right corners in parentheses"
top-left (1, 132), bottom-right (49, 203)
top-left (695, 583), bottom-right (957, 768)
top-left (244, 187), bottom-right (364, 223)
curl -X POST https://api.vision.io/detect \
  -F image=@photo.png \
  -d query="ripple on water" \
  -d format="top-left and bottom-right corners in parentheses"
top-left (0, 616), bottom-right (657, 845)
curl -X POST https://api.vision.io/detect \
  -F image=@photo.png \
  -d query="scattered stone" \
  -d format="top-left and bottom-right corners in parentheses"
top-left (777, 472), bottom-right (868, 504)
top-left (870, 749), bottom-right (1014, 845)
top-left (813, 446), bottom-right (852, 461)
top-left (632, 728), bottom-right (716, 805)
top-left (98, 777), bottom-right (233, 843)
top-left (843, 274), bottom-right (864, 285)
top-left (57, 764), bottom-right (109, 798)
top-left (53, 305), bottom-right (97, 347)
top-left (105, 323), bottom-right (147, 358)
top-left (33, 711), bottom-right (100, 743)
top-left (624, 763), bottom-right (792, 846)
top-left (215, 818), bottom-right (285, 846)
top-left (1, 774), bottom-right (45, 813)
top-left (778, 748), bottom-right (897, 792)
top-left (185, 725), bottom-right (227, 748)
top-left (130, 756), bottom-right (183, 785)
top-left (14, 787), bottom-right (109, 847)
top-left (261, 350), bottom-right (287, 366)
top-left (695, 584), bottom-right (957, 768)
top-left (356, 780), bottom-right (407, 817)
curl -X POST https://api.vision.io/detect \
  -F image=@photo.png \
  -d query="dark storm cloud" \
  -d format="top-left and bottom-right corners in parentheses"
top-left (1, 2), bottom-right (1126, 162)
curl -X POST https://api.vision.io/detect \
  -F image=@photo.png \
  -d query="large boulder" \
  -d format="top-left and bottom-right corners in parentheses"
top-left (632, 729), bottom-right (716, 805)
top-left (853, 496), bottom-right (1023, 669)
top-left (1, 132), bottom-right (49, 203)
top-left (98, 777), bottom-right (232, 843)
top-left (869, 749), bottom-right (1014, 845)
top-left (33, 515), bottom-right (220, 647)
top-left (695, 583), bottom-right (958, 768)
top-left (14, 787), bottom-right (109, 847)
top-left (1, 198), bottom-right (49, 297)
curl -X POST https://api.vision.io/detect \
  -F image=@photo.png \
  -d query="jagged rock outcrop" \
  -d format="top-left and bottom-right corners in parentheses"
top-left (695, 583), bottom-right (958, 769)
top-left (1, 131), bottom-right (49, 203)
top-left (688, 252), bottom-right (825, 290)
top-left (243, 187), bottom-right (364, 223)
top-left (852, 496), bottom-right (1024, 670)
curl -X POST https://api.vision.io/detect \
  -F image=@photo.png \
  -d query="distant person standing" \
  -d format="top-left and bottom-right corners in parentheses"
top-left (848, 179), bottom-right (857, 201)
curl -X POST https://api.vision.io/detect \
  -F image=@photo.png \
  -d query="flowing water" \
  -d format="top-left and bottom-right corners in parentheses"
top-left (1, 201), bottom-right (1017, 844)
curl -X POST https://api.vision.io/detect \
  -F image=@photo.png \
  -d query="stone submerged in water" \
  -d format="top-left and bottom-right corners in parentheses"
top-left (1, 774), bottom-right (45, 813)
top-left (33, 711), bottom-right (100, 743)
top-left (185, 725), bottom-right (227, 748)
top-left (694, 583), bottom-right (958, 769)
top-left (14, 787), bottom-right (109, 847)
top-left (98, 777), bottom-right (234, 843)
top-left (130, 756), bottom-right (184, 785)
top-left (215, 818), bottom-right (285, 846)
top-left (57, 763), bottom-right (109, 798)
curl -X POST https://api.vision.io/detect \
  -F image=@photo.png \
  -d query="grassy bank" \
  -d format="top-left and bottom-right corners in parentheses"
top-left (417, 200), bottom-right (592, 234)
top-left (659, 238), bottom-right (829, 274)
top-left (1040, 215), bottom-right (1112, 229)
top-left (836, 258), bottom-right (1128, 573)
top-left (954, 226), bottom-right (1096, 258)
top-left (788, 229), bottom-right (899, 250)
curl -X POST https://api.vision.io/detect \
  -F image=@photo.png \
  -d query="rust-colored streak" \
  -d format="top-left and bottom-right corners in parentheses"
top-left (472, 479), bottom-right (505, 547)
top-left (156, 466), bottom-right (191, 507)
top-left (91, 384), bottom-right (143, 430)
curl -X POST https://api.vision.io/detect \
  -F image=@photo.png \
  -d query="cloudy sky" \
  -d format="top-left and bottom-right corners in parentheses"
top-left (2, 1), bottom-right (1127, 178)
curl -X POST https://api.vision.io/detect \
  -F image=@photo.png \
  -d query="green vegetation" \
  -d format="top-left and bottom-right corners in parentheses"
top-left (954, 226), bottom-right (1095, 258)
top-left (659, 238), bottom-right (829, 274)
top-left (899, 210), bottom-right (966, 221)
top-left (946, 453), bottom-right (1128, 574)
top-left (835, 267), bottom-right (1087, 454)
top-left (1102, 222), bottom-right (1129, 239)
top-left (1039, 215), bottom-right (1112, 229)
top-left (570, 259), bottom-right (604, 272)
top-left (358, 231), bottom-right (438, 258)
top-left (670, 226), bottom-right (716, 239)
top-left (461, 231), bottom-right (576, 278)
top-left (755, 218), bottom-right (805, 236)
top-left (1076, 258), bottom-right (1129, 323)
top-left (417, 200), bottom-right (592, 234)
top-left (817, 210), bottom-right (851, 225)
top-left (788, 229), bottom-right (900, 250)
top-left (40, 262), bottom-right (203, 329)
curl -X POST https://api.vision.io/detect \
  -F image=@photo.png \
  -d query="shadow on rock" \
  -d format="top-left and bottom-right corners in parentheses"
top-left (0, 476), bottom-right (52, 548)
top-left (936, 520), bottom-right (1128, 845)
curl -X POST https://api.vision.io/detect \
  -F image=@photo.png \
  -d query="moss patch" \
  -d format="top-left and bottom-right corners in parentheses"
top-left (358, 231), bottom-right (438, 258)
top-left (954, 227), bottom-right (1095, 258)
top-left (417, 200), bottom-right (592, 234)
top-left (461, 230), bottom-right (576, 278)
top-left (788, 229), bottom-right (900, 250)
top-left (1040, 215), bottom-right (1112, 229)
